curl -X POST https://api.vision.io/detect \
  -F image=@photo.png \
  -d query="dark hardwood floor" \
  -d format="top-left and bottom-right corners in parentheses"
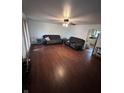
top-left (27, 44), bottom-right (101, 93)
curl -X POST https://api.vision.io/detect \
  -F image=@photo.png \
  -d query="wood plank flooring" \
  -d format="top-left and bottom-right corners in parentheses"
top-left (27, 44), bottom-right (101, 93)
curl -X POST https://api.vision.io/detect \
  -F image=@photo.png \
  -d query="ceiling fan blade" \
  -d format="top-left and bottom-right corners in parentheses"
top-left (69, 22), bottom-right (76, 25)
top-left (27, 16), bottom-right (64, 24)
top-left (70, 17), bottom-right (85, 22)
top-left (45, 16), bottom-right (64, 22)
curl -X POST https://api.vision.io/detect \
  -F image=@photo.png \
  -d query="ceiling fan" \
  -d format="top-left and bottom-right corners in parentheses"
top-left (62, 18), bottom-right (76, 27)
top-left (27, 4), bottom-right (80, 27)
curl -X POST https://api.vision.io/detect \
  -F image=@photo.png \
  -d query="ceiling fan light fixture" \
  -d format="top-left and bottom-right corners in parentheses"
top-left (62, 23), bottom-right (68, 27)
top-left (63, 18), bottom-right (69, 27)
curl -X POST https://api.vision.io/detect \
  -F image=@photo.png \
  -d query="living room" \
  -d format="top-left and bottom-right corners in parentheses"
top-left (1, 0), bottom-right (124, 93)
top-left (22, 14), bottom-right (101, 54)
top-left (22, 0), bottom-right (101, 93)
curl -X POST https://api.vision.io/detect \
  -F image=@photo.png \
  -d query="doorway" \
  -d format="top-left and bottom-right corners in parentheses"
top-left (85, 29), bottom-right (100, 53)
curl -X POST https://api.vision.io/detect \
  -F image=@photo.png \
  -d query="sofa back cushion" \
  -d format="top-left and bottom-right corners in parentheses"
top-left (69, 37), bottom-right (85, 45)
top-left (43, 35), bottom-right (61, 40)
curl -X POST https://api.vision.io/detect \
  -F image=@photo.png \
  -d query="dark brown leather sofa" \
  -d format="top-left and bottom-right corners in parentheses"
top-left (65, 37), bottom-right (85, 50)
top-left (43, 35), bottom-right (63, 45)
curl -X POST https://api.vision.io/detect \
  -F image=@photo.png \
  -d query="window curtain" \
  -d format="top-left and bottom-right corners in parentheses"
top-left (22, 18), bottom-right (31, 59)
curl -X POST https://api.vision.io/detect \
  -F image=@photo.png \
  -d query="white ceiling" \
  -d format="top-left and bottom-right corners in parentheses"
top-left (22, 0), bottom-right (101, 24)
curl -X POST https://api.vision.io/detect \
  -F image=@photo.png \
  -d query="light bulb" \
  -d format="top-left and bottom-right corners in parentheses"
top-left (62, 23), bottom-right (66, 26)
top-left (65, 23), bottom-right (68, 27)
top-left (62, 23), bottom-right (68, 27)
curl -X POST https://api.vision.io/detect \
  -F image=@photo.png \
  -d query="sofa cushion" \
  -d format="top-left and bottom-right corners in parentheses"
top-left (70, 37), bottom-right (84, 43)
top-left (46, 40), bottom-right (62, 44)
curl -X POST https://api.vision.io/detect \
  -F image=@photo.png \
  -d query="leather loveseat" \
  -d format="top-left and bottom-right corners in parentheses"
top-left (65, 37), bottom-right (85, 50)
